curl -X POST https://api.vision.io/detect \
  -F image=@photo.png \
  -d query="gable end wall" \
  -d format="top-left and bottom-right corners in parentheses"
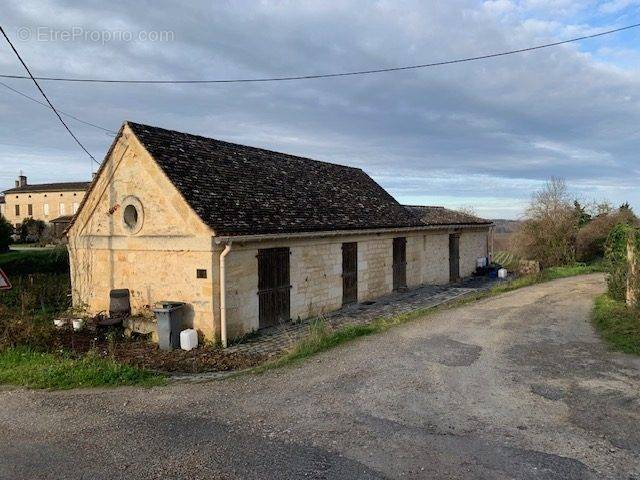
top-left (67, 127), bottom-right (217, 337)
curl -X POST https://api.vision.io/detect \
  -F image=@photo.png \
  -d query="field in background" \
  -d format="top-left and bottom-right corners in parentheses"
top-left (493, 250), bottom-right (518, 270)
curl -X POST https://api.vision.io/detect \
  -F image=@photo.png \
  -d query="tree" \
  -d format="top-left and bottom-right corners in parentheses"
top-left (0, 214), bottom-right (12, 253)
top-left (19, 218), bottom-right (46, 243)
top-left (573, 200), bottom-right (591, 227)
top-left (576, 205), bottom-right (638, 262)
top-left (514, 177), bottom-right (578, 267)
top-left (620, 202), bottom-right (633, 214)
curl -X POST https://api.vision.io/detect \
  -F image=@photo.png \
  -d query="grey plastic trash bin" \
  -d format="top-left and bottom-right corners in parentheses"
top-left (153, 301), bottom-right (185, 350)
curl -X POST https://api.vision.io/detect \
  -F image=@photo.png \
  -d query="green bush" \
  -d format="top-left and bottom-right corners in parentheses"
top-left (0, 273), bottom-right (71, 313)
top-left (0, 247), bottom-right (69, 275)
top-left (0, 215), bottom-right (11, 253)
top-left (577, 208), bottom-right (637, 262)
top-left (604, 224), bottom-right (640, 302)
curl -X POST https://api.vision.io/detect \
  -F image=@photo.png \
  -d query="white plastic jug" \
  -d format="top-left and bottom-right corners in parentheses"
top-left (180, 329), bottom-right (198, 351)
top-left (498, 268), bottom-right (508, 279)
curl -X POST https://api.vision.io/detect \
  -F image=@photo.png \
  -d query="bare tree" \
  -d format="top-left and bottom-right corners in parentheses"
top-left (514, 177), bottom-right (578, 267)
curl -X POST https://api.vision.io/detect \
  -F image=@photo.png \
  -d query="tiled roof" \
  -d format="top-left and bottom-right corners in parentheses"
top-left (127, 122), bottom-right (423, 236)
top-left (3, 181), bottom-right (91, 194)
top-left (50, 215), bottom-right (74, 223)
top-left (405, 205), bottom-right (492, 226)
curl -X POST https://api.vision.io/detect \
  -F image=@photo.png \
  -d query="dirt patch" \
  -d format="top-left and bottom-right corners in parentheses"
top-left (51, 327), bottom-right (267, 373)
top-left (415, 335), bottom-right (482, 367)
top-left (530, 383), bottom-right (565, 401)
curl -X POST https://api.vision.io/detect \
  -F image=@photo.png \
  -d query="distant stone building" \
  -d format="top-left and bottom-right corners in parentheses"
top-left (67, 121), bottom-right (492, 344)
top-left (1, 175), bottom-right (91, 229)
top-left (50, 215), bottom-right (75, 239)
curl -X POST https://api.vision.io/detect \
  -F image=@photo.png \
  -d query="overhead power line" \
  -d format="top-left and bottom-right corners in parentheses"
top-left (0, 23), bottom-right (638, 85)
top-left (0, 80), bottom-right (116, 134)
top-left (0, 25), bottom-right (100, 165)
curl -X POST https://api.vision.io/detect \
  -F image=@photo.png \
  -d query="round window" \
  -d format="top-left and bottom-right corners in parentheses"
top-left (123, 204), bottom-right (138, 229)
top-left (121, 196), bottom-right (144, 234)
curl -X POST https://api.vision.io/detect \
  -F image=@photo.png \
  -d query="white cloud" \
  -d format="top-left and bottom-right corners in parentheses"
top-left (599, 0), bottom-right (640, 14)
top-left (1, 0), bottom-right (639, 219)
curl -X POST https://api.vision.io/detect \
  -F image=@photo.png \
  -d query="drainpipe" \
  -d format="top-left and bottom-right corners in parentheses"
top-left (219, 242), bottom-right (232, 348)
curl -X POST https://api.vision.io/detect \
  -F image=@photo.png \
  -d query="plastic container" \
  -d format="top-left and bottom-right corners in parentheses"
top-left (72, 318), bottom-right (85, 331)
top-left (53, 318), bottom-right (66, 328)
top-left (498, 268), bottom-right (508, 279)
top-left (153, 301), bottom-right (185, 350)
top-left (109, 289), bottom-right (131, 319)
top-left (180, 329), bottom-right (198, 351)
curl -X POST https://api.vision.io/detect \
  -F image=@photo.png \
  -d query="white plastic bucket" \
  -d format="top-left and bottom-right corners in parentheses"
top-left (498, 268), bottom-right (508, 279)
top-left (72, 319), bottom-right (84, 331)
top-left (180, 329), bottom-right (198, 351)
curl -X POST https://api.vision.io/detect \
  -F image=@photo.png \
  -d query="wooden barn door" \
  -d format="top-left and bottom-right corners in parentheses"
top-left (393, 237), bottom-right (407, 291)
top-left (449, 234), bottom-right (460, 282)
top-left (342, 242), bottom-right (358, 305)
top-left (257, 247), bottom-right (291, 328)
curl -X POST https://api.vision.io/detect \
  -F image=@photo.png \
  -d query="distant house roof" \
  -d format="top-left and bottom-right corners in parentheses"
top-left (50, 215), bottom-right (74, 224)
top-left (127, 122), bottom-right (424, 236)
top-left (405, 205), bottom-right (492, 226)
top-left (3, 181), bottom-right (91, 194)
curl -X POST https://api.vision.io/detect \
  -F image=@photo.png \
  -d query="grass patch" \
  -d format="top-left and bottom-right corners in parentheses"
top-left (491, 262), bottom-right (602, 295)
top-left (253, 302), bottom-right (479, 373)
top-left (251, 262), bottom-right (604, 374)
top-left (0, 348), bottom-right (165, 390)
top-left (592, 295), bottom-right (640, 356)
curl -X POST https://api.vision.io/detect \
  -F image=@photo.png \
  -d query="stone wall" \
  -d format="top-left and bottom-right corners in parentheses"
top-left (459, 230), bottom-right (489, 277)
top-left (3, 189), bottom-right (87, 227)
top-left (221, 228), bottom-right (489, 338)
top-left (67, 126), bottom-right (217, 338)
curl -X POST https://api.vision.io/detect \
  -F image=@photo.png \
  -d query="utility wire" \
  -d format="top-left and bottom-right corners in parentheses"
top-left (0, 80), bottom-right (116, 134)
top-left (0, 25), bottom-right (100, 165)
top-left (0, 23), bottom-right (638, 84)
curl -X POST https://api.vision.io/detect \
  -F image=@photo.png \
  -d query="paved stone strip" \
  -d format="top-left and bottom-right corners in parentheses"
top-left (171, 278), bottom-right (499, 383)
top-left (226, 279), bottom-right (494, 357)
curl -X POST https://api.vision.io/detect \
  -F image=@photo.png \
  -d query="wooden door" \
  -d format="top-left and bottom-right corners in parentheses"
top-left (393, 237), bottom-right (407, 291)
top-left (449, 234), bottom-right (460, 282)
top-left (342, 242), bottom-right (358, 305)
top-left (257, 247), bottom-right (291, 328)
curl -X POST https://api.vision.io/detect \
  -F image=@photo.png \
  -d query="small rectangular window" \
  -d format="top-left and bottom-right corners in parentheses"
top-left (27, 204), bottom-right (33, 216)
top-left (44, 203), bottom-right (49, 216)
top-left (73, 202), bottom-right (79, 214)
top-left (15, 205), bottom-right (19, 216)
top-left (59, 203), bottom-right (65, 215)
top-left (196, 269), bottom-right (207, 279)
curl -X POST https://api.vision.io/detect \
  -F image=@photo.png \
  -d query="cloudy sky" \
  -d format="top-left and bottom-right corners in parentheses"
top-left (1, 0), bottom-right (639, 219)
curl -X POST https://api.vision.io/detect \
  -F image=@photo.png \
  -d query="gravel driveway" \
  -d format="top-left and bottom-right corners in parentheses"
top-left (1, 273), bottom-right (639, 479)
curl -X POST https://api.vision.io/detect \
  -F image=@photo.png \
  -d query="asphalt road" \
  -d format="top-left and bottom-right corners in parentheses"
top-left (1, 273), bottom-right (639, 479)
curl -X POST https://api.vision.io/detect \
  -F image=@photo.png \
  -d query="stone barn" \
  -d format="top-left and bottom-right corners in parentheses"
top-left (67, 122), bottom-right (492, 344)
